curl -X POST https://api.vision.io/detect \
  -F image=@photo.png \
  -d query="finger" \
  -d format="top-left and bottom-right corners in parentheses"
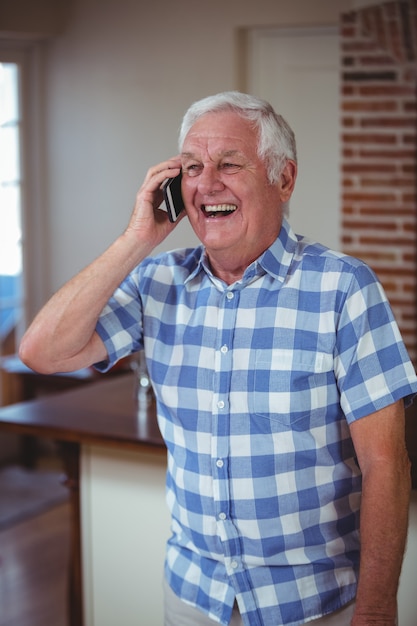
top-left (144, 157), bottom-right (182, 186)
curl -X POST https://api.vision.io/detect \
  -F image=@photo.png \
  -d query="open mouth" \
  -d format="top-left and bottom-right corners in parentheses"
top-left (202, 204), bottom-right (237, 218)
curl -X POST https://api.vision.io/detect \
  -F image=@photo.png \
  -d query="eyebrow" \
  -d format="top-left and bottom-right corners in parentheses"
top-left (181, 150), bottom-right (244, 159)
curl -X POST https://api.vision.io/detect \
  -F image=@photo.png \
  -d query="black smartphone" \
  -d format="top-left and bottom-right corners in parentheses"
top-left (162, 172), bottom-right (185, 223)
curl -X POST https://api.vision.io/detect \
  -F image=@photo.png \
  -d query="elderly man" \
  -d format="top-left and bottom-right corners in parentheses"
top-left (20, 92), bottom-right (417, 626)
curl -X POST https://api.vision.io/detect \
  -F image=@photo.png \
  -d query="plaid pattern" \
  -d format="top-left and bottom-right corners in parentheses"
top-left (95, 219), bottom-right (417, 626)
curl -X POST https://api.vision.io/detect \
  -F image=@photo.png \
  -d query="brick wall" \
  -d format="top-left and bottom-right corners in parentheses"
top-left (340, 0), bottom-right (417, 362)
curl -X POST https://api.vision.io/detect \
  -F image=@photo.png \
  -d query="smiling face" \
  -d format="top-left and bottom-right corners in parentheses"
top-left (180, 110), bottom-right (296, 284)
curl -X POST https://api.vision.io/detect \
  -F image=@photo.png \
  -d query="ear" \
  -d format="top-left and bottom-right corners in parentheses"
top-left (279, 160), bottom-right (297, 201)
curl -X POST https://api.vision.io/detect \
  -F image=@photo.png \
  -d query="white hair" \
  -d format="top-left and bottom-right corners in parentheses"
top-left (178, 91), bottom-right (297, 185)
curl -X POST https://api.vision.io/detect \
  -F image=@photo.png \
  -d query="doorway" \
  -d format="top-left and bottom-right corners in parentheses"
top-left (245, 26), bottom-right (340, 249)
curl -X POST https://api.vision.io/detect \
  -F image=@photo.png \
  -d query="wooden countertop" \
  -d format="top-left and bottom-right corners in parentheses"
top-left (0, 373), bottom-right (165, 452)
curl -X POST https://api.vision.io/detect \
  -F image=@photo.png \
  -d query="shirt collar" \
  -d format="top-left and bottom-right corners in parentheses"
top-left (184, 218), bottom-right (298, 287)
top-left (258, 217), bottom-right (298, 283)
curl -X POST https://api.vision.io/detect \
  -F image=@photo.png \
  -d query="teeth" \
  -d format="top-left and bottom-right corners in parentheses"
top-left (203, 204), bottom-right (237, 213)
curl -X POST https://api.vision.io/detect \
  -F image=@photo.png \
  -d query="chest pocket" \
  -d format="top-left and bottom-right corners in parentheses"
top-left (251, 349), bottom-right (334, 426)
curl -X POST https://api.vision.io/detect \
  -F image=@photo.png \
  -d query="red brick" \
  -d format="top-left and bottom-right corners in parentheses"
top-left (359, 148), bottom-right (415, 159)
top-left (347, 250), bottom-right (397, 263)
top-left (342, 100), bottom-right (398, 112)
top-left (343, 219), bottom-right (398, 231)
top-left (404, 101), bottom-right (417, 112)
top-left (342, 133), bottom-right (398, 144)
top-left (366, 266), bottom-right (416, 277)
top-left (341, 26), bottom-right (356, 38)
top-left (342, 192), bottom-right (397, 203)
top-left (342, 85), bottom-right (356, 96)
top-left (359, 85), bottom-right (416, 96)
top-left (360, 117), bottom-right (416, 128)
top-left (358, 236), bottom-right (415, 247)
top-left (342, 163), bottom-right (397, 174)
top-left (340, 1), bottom-right (417, 356)
top-left (358, 55), bottom-right (397, 65)
top-left (359, 207), bottom-right (415, 217)
top-left (360, 177), bottom-right (415, 188)
top-left (342, 42), bottom-right (379, 53)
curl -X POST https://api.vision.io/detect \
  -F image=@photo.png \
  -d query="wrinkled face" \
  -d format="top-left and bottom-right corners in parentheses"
top-left (180, 111), bottom-right (294, 279)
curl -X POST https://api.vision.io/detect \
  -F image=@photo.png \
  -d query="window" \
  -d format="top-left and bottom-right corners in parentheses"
top-left (0, 61), bottom-right (23, 362)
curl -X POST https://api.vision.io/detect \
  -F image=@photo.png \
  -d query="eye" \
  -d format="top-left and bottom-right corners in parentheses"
top-left (220, 162), bottom-right (241, 174)
top-left (183, 163), bottom-right (202, 177)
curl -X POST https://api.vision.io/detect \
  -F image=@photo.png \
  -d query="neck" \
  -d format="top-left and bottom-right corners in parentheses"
top-left (204, 227), bottom-right (281, 285)
top-left (206, 249), bottom-right (259, 285)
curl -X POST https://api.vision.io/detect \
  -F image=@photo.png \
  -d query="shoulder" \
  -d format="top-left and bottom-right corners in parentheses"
top-left (133, 246), bottom-right (204, 286)
top-left (282, 220), bottom-right (374, 280)
top-left (293, 235), bottom-right (378, 285)
top-left (295, 235), bottom-right (366, 269)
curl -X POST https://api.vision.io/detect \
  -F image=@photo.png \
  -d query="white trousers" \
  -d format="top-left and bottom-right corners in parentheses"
top-left (163, 578), bottom-right (356, 626)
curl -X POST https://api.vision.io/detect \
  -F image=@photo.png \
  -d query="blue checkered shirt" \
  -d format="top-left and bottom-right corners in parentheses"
top-left (95, 218), bottom-right (417, 626)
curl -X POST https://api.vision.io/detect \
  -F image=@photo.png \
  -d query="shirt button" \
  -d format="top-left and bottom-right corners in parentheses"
top-left (230, 561), bottom-right (238, 569)
top-left (216, 459), bottom-right (224, 468)
top-left (219, 512), bottom-right (226, 520)
top-left (217, 400), bottom-right (225, 409)
top-left (226, 292), bottom-right (234, 300)
top-left (220, 345), bottom-right (228, 354)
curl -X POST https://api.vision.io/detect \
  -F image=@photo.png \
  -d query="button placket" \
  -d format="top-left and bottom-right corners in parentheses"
top-left (212, 288), bottom-right (239, 549)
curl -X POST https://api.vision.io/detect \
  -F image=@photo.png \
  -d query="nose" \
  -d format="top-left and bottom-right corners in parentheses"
top-left (197, 165), bottom-right (225, 196)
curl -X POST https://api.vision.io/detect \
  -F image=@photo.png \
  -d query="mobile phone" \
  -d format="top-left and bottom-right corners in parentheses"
top-left (162, 172), bottom-right (185, 223)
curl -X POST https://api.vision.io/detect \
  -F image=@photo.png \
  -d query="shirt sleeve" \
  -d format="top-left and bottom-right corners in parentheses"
top-left (334, 262), bottom-right (417, 423)
top-left (94, 269), bottom-right (144, 372)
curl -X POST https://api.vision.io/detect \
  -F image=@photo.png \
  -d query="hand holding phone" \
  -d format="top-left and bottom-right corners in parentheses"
top-left (162, 172), bottom-right (185, 223)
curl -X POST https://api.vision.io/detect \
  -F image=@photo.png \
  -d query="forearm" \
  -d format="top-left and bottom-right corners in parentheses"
top-left (352, 455), bottom-right (411, 625)
top-left (19, 231), bottom-right (152, 374)
top-left (19, 157), bottom-right (182, 374)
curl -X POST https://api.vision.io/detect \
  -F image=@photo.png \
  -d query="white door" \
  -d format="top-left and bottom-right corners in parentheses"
top-left (246, 27), bottom-right (340, 249)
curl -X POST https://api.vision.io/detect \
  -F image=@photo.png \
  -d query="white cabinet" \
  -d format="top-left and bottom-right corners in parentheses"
top-left (81, 445), bottom-right (170, 626)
